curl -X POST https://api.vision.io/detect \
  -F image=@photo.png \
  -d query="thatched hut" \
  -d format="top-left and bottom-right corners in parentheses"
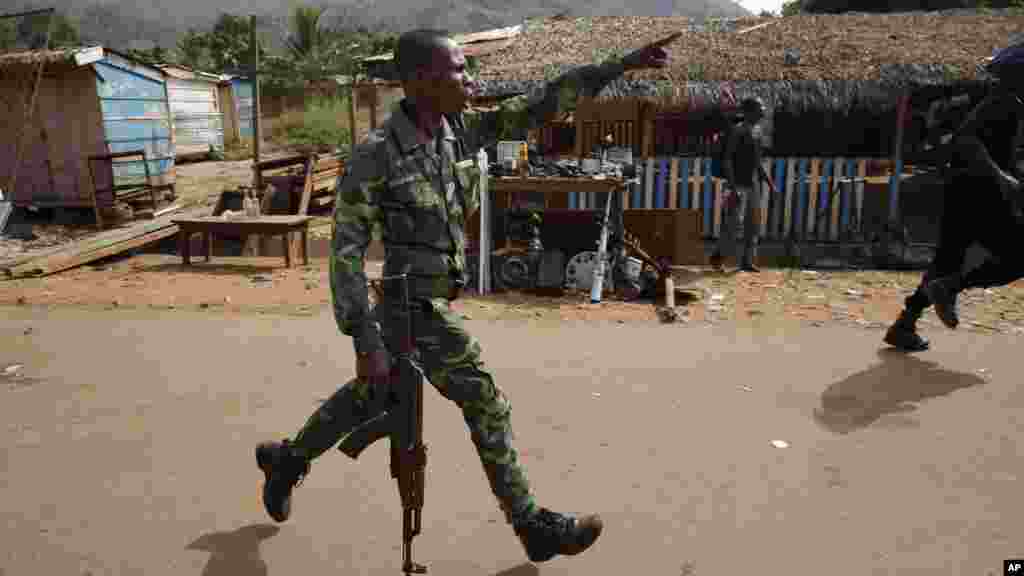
top-left (0, 46), bottom-right (176, 208)
top-left (471, 13), bottom-right (1021, 158)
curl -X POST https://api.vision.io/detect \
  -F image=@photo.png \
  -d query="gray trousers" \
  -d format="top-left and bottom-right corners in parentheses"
top-left (717, 180), bottom-right (761, 268)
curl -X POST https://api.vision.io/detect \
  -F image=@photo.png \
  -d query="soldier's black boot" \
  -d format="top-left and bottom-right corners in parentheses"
top-left (513, 507), bottom-right (604, 563)
top-left (924, 275), bottom-right (961, 329)
top-left (883, 308), bottom-right (929, 352)
top-left (255, 439), bottom-right (309, 523)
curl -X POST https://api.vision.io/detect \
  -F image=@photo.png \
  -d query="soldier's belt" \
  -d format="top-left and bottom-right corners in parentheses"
top-left (382, 274), bottom-right (463, 302)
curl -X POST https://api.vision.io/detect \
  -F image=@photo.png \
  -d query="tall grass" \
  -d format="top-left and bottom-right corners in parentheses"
top-left (268, 95), bottom-right (353, 153)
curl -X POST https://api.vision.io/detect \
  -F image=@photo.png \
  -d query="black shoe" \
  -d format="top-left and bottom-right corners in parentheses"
top-left (740, 265), bottom-right (760, 273)
top-left (924, 277), bottom-right (960, 329)
top-left (514, 507), bottom-right (603, 563)
top-left (255, 439), bottom-right (309, 523)
top-left (883, 311), bottom-right (929, 352)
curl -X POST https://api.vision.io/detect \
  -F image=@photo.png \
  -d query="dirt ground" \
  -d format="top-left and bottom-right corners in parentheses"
top-left (3, 251), bottom-right (1024, 337)
top-left (3, 307), bottom-right (1023, 575)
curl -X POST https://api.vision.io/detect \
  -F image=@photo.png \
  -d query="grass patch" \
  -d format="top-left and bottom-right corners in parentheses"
top-left (267, 95), bottom-right (353, 153)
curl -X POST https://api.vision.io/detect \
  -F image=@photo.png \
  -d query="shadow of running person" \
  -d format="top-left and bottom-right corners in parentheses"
top-left (814, 348), bottom-right (987, 435)
top-left (492, 563), bottom-right (540, 576)
top-left (187, 524), bottom-right (281, 576)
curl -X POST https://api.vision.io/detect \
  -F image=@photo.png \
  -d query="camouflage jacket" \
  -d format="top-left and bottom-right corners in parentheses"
top-left (331, 58), bottom-right (627, 355)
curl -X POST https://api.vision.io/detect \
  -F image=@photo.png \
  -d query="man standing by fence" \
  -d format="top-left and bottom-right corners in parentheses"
top-left (711, 97), bottom-right (767, 273)
top-left (884, 41), bottom-right (1024, 352)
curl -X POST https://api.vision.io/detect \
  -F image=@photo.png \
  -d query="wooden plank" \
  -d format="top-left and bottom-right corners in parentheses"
top-left (669, 158), bottom-right (679, 209)
top-left (818, 158), bottom-right (832, 241)
top-left (783, 157), bottom-right (796, 237)
top-left (760, 158), bottom-right (771, 238)
top-left (807, 158), bottom-right (820, 238)
top-left (2, 206), bottom-right (211, 275)
top-left (831, 157), bottom-right (844, 241)
top-left (713, 177), bottom-right (723, 239)
top-left (692, 156), bottom-right (702, 212)
top-left (771, 157), bottom-right (783, 239)
top-left (154, 203), bottom-right (184, 217)
top-left (658, 157), bottom-right (669, 208)
top-left (679, 157), bottom-right (690, 209)
top-left (703, 158), bottom-right (713, 236)
top-left (644, 157), bottom-right (655, 209)
top-left (855, 159), bottom-right (867, 235)
top-left (297, 154), bottom-right (316, 215)
top-left (7, 225), bottom-right (179, 278)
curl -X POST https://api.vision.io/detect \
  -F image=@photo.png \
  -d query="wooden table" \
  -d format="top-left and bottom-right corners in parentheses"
top-left (173, 215), bottom-right (314, 268)
top-left (489, 176), bottom-right (630, 251)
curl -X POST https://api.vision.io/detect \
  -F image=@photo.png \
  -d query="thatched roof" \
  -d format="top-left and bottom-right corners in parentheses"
top-left (474, 13), bottom-right (1022, 94)
top-left (0, 45), bottom-right (105, 71)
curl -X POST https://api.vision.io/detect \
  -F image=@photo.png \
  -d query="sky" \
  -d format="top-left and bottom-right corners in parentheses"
top-left (735, 0), bottom-right (787, 15)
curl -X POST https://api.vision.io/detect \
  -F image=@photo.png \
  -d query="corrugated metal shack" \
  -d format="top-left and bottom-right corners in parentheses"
top-left (159, 64), bottom-right (225, 159)
top-left (0, 45), bottom-right (175, 207)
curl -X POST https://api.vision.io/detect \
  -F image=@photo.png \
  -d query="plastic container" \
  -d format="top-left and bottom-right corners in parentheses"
top-left (624, 257), bottom-right (643, 284)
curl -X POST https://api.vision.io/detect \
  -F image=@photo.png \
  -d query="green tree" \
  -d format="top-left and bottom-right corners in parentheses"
top-left (16, 11), bottom-right (80, 49)
top-left (176, 29), bottom-right (210, 70)
top-left (286, 5), bottom-right (328, 61)
top-left (781, 0), bottom-right (803, 15)
top-left (0, 17), bottom-right (17, 50)
top-left (205, 13), bottom-right (267, 72)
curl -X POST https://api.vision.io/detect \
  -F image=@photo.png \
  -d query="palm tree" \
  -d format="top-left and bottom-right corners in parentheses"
top-left (286, 5), bottom-right (327, 61)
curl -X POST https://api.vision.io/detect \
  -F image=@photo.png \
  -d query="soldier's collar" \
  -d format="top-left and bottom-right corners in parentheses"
top-left (390, 100), bottom-right (456, 154)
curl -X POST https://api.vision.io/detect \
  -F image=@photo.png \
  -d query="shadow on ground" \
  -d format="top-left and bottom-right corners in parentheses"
top-left (814, 348), bottom-right (987, 434)
top-left (186, 524), bottom-right (281, 576)
top-left (493, 563), bottom-right (539, 576)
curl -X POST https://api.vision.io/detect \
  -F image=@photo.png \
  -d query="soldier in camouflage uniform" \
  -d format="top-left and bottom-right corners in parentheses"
top-left (256, 29), bottom-right (680, 562)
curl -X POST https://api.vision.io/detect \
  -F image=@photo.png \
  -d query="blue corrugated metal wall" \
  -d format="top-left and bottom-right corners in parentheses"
top-left (232, 79), bottom-right (254, 139)
top-left (94, 54), bottom-right (174, 188)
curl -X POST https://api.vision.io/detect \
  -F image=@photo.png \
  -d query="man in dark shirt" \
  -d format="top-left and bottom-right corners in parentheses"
top-left (884, 42), bottom-right (1024, 351)
top-left (711, 97), bottom-right (768, 272)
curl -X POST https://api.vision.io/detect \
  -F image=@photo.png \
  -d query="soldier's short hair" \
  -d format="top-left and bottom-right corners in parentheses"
top-left (396, 29), bottom-right (453, 81)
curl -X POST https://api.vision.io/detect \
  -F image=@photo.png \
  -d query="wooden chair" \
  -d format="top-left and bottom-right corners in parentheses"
top-left (87, 150), bottom-right (159, 228)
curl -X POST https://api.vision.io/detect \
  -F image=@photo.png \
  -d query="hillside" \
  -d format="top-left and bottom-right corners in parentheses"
top-left (3, 0), bottom-right (750, 53)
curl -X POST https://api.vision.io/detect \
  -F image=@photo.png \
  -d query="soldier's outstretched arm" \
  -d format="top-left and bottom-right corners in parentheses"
top-left (331, 137), bottom-right (388, 356)
top-left (463, 32), bottom-right (682, 151)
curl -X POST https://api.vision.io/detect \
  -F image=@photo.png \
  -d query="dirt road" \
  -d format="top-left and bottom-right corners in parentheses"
top-left (2, 307), bottom-right (1021, 576)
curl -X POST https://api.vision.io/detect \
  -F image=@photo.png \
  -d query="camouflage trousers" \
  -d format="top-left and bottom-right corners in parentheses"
top-left (291, 297), bottom-right (536, 523)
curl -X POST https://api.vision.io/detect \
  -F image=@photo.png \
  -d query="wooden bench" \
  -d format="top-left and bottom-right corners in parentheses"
top-left (87, 150), bottom-right (161, 228)
top-left (254, 152), bottom-right (345, 215)
top-left (173, 215), bottom-right (313, 268)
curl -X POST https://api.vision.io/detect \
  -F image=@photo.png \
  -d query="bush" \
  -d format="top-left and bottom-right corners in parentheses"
top-left (270, 95), bottom-right (352, 152)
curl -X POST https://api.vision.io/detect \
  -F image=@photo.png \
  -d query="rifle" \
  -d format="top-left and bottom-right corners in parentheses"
top-left (338, 273), bottom-right (428, 575)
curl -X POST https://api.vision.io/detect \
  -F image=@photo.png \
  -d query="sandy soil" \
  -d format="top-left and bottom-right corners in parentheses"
top-left (3, 252), bottom-right (1024, 337)
top-left (2, 307), bottom-right (1022, 575)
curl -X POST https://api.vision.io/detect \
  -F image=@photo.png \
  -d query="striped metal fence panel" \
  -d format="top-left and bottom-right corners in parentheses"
top-left (567, 156), bottom-right (887, 241)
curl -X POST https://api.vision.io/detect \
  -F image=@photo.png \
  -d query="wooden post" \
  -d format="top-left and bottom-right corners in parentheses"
top-left (250, 16), bottom-right (262, 183)
top-left (368, 83), bottom-right (378, 131)
top-left (248, 14), bottom-right (263, 257)
top-left (883, 92), bottom-right (910, 268)
top-left (9, 7), bottom-right (55, 201)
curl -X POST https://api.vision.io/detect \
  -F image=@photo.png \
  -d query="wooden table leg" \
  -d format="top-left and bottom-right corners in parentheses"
top-left (282, 233), bottom-right (292, 268)
top-left (300, 226), bottom-right (310, 266)
top-left (181, 229), bottom-right (192, 265)
top-left (204, 231), bottom-right (213, 262)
